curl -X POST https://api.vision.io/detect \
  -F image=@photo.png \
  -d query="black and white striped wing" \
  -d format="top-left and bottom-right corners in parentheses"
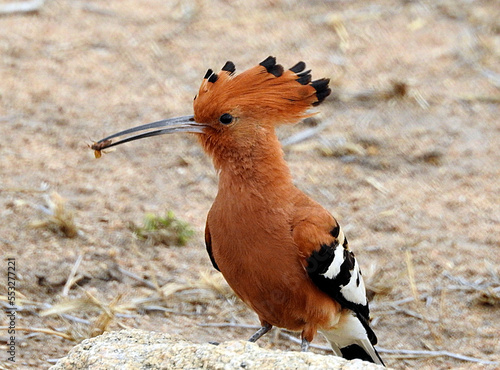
top-left (305, 225), bottom-right (384, 365)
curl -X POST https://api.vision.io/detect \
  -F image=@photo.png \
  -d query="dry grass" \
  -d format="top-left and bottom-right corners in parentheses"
top-left (1, 270), bottom-right (239, 344)
top-left (29, 192), bottom-right (79, 238)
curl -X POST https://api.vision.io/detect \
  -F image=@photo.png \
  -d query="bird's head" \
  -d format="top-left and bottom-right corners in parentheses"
top-left (91, 57), bottom-right (330, 161)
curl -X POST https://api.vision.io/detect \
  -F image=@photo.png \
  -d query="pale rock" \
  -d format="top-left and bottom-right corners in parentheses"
top-left (50, 329), bottom-right (386, 370)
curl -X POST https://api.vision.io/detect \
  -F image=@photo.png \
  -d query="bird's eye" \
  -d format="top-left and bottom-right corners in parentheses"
top-left (219, 113), bottom-right (233, 125)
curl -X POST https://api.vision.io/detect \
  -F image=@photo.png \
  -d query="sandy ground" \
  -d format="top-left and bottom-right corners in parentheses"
top-left (0, 0), bottom-right (499, 369)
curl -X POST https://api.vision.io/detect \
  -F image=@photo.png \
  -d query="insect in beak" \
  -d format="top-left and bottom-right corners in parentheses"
top-left (88, 139), bottom-right (112, 158)
top-left (90, 115), bottom-right (205, 157)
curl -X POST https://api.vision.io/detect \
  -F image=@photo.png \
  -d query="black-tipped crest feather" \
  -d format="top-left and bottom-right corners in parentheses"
top-left (311, 78), bottom-right (331, 106)
top-left (259, 56), bottom-right (284, 77)
top-left (221, 61), bottom-right (236, 75)
top-left (296, 71), bottom-right (312, 85)
top-left (289, 61), bottom-right (306, 73)
top-left (208, 73), bottom-right (219, 83)
top-left (204, 69), bottom-right (214, 79)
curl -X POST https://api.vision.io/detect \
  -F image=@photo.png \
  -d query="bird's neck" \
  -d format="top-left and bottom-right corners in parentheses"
top-left (201, 129), bottom-right (295, 197)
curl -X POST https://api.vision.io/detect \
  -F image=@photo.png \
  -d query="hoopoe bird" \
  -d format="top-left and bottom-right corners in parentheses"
top-left (92, 57), bottom-right (384, 366)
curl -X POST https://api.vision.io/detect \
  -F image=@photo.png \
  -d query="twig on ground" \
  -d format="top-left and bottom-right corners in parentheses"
top-left (459, 95), bottom-right (500, 103)
top-left (78, 3), bottom-right (116, 17)
top-left (280, 332), bottom-right (499, 365)
top-left (443, 271), bottom-right (492, 290)
top-left (117, 266), bottom-right (158, 290)
top-left (0, 296), bottom-right (45, 311)
top-left (375, 307), bottom-right (438, 322)
top-left (443, 270), bottom-right (500, 305)
top-left (0, 326), bottom-right (73, 340)
top-left (365, 176), bottom-right (389, 194)
top-left (198, 322), bottom-right (261, 330)
top-left (388, 304), bottom-right (438, 322)
top-left (61, 314), bottom-right (91, 325)
top-left (62, 254), bottom-right (84, 296)
top-left (142, 306), bottom-right (202, 316)
top-left (0, 0), bottom-right (45, 15)
top-left (370, 297), bottom-right (414, 310)
top-left (375, 348), bottom-right (499, 365)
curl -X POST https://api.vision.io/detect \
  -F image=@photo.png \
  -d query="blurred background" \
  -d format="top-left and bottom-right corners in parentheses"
top-left (0, 0), bottom-right (498, 368)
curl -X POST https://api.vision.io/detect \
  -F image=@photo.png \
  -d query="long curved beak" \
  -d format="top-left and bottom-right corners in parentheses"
top-left (90, 115), bottom-right (205, 156)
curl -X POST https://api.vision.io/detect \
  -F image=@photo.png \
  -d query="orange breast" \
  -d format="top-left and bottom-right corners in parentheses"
top-left (207, 193), bottom-right (341, 333)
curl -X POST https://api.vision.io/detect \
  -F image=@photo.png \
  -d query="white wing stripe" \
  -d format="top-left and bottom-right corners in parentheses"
top-left (321, 244), bottom-right (344, 279)
top-left (339, 259), bottom-right (367, 306)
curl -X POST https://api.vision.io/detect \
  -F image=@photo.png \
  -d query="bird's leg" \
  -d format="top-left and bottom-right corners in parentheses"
top-left (301, 325), bottom-right (315, 352)
top-left (301, 337), bottom-right (310, 352)
top-left (248, 322), bottom-right (272, 342)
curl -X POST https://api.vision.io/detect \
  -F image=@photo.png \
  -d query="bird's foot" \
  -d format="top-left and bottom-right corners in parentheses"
top-left (248, 323), bottom-right (272, 342)
top-left (301, 338), bottom-right (310, 352)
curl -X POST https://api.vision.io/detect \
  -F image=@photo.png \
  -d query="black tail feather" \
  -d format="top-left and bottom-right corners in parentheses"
top-left (341, 344), bottom-right (385, 366)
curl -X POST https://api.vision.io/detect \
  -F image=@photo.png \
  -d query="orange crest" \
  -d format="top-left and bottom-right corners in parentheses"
top-left (193, 56), bottom-right (331, 127)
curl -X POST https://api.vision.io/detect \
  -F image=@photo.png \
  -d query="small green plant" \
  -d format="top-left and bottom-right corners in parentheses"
top-left (132, 211), bottom-right (194, 246)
